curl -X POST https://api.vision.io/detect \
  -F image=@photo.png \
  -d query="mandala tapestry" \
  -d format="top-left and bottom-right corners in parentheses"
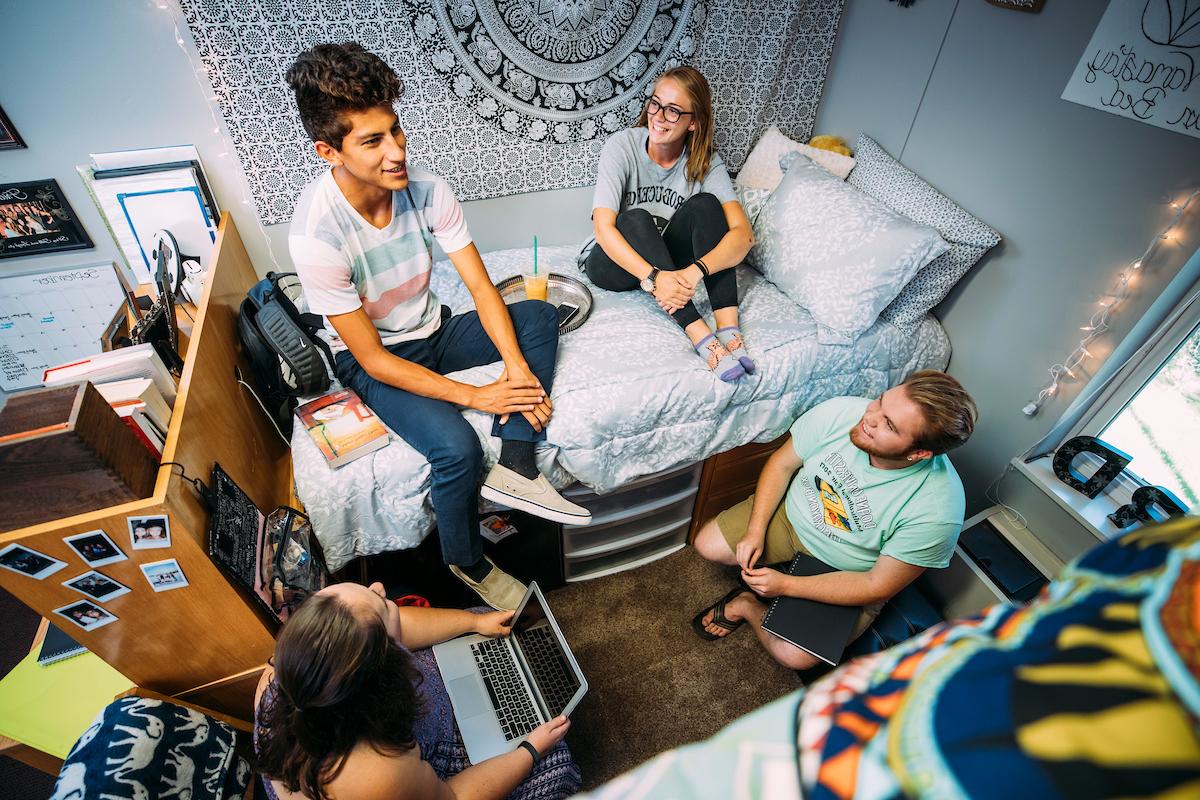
top-left (177, 0), bottom-right (844, 225)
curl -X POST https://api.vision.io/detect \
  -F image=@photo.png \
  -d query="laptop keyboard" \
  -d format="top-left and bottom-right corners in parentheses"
top-left (518, 625), bottom-right (580, 717)
top-left (471, 638), bottom-right (541, 740)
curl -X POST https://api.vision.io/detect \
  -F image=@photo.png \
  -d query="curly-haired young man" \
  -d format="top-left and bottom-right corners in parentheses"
top-left (286, 43), bottom-right (589, 611)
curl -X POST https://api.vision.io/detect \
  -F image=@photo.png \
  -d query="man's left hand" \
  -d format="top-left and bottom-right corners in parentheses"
top-left (741, 566), bottom-right (791, 598)
top-left (498, 364), bottom-right (553, 431)
top-left (475, 609), bottom-right (515, 637)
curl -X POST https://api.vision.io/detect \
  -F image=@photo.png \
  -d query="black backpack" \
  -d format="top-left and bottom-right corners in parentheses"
top-left (236, 272), bottom-right (333, 438)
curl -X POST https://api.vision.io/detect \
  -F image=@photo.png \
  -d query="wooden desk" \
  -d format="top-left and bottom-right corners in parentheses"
top-left (0, 215), bottom-right (287, 721)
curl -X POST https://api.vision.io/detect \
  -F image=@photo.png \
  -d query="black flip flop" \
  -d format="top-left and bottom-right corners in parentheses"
top-left (692, 586), bottom-right (750, 641)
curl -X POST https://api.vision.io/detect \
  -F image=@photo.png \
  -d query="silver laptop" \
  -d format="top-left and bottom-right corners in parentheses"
top-left (433, 581), bottom-right (588, 763)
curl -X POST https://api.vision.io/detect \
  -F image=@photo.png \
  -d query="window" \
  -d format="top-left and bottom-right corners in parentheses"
top-left (1098, 318), bottom-right (1200, 507)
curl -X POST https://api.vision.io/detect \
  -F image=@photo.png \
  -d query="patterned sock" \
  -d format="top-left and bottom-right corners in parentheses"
top-left (460, 557), bottom-right (493, 582)
top-left (695, 334), bottom-right (745, 382)
top-left (716, 326), bottom-right (756, 374)
top-left (498, 439), bottom-right (538, 479)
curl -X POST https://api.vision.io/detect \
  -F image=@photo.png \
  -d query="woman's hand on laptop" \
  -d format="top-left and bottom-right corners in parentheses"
top-left (474, 609), bottom-right (515, 638)
top-left (526, 715), bottom-right (571, 760)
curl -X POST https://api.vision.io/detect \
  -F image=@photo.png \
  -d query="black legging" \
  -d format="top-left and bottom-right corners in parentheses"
top-left (584, 192), bottom-right (738, 329)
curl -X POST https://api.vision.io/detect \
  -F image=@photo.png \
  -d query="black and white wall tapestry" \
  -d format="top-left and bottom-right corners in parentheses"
top-left (176, 0), bottom-right (845, 224)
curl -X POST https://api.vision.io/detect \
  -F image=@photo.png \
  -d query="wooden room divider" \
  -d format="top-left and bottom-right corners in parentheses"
top-left (0, 214), bottom-right (288, 720)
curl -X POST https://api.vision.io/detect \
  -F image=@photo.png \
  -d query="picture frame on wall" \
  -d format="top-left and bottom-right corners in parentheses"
top-left (0, 179), bottom-right (94, 259)
top-left (985, 0), bottom-right (1046, 12)
top-left (0, 105), bottom-right (26, 150)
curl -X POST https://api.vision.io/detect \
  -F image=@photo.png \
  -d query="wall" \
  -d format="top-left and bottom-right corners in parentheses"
top-left (815, 0), bottom-right (1200, 514)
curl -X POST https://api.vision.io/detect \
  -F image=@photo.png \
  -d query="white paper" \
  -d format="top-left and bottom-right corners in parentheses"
top-left (90, 145), bottom-right (201, 171)
top-left (1062, 0), bottom-right (1200, 140)
top-left (81, 165), bottom-right (216, 283)
top-left (0, 262), bottom-right (126, 392)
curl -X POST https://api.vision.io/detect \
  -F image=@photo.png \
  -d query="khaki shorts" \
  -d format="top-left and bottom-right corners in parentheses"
top-left (715, 494), bottom-right (884, 641)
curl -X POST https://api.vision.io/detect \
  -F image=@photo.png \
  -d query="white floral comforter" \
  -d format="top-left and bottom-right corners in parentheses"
top-left (292, 245), bottom-right (951, 570)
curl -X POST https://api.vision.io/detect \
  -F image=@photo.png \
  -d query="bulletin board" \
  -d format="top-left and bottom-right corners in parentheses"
top-left (0, 262), bottom-right (126, 392)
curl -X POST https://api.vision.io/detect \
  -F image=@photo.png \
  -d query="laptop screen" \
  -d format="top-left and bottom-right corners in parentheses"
top-left (512, 589), bottom-right (582, 718)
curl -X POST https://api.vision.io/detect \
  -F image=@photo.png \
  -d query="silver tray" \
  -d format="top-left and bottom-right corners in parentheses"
top-left (495, 272), bottom-right (594, 333)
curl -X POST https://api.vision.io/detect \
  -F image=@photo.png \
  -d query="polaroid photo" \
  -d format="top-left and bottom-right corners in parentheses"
top-left (53, 599), bottom-right (118, 631)
top-left (128, 515), bottom-right (172, 550)
top-left (64, 529), bottom-right (127, 567)
top-left (0, 543), bottom-right (67, 580)
top-left (141, 558), bottom-right (188, 592)
top-left (63, 570), bottom-right (131, 603)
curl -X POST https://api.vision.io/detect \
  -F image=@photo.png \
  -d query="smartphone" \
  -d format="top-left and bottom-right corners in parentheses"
top-left (556, 302), bottom-right (581, 328)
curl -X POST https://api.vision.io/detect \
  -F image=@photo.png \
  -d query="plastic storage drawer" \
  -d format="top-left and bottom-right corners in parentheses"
top-left (564, 521), bottom-right (690, 582)
top-left (562, 488), bottom-right (697, 558)
top-left (563, 464), bottom-right (701, 524)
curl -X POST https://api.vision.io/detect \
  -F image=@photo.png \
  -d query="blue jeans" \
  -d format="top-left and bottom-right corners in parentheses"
top-left (334, 300), bottom-right (559, 567)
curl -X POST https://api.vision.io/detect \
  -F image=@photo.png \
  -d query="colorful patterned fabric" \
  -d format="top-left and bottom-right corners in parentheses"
top-left (796, 516), bottom-right (1200, 800)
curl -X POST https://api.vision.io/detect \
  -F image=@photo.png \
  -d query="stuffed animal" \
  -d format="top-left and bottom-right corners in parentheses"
top-left (806, 135), bottom-right (853, 157)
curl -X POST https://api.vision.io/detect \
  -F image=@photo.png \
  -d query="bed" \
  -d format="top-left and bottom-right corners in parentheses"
top-left (292, 244), bottom-right (951, 571)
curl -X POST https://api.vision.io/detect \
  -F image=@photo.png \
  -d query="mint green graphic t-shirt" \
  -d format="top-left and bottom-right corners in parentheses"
top-left (782, 396), bottom-right (965, 573)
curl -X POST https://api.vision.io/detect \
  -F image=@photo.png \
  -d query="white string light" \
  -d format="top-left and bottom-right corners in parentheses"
top-left (1022, 189), bottom-right (1199, 417)
top-left (148, 0), bottom-right (283, 272)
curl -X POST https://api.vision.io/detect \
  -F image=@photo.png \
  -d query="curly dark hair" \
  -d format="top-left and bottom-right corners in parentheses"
top-left (286, 42), bottom-right (405, 149)
top-left (255, 592), bottom-right (424, 800)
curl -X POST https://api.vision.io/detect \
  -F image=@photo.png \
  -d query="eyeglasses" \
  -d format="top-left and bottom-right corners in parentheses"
top-left (646, 97), bottom-right (693, 123)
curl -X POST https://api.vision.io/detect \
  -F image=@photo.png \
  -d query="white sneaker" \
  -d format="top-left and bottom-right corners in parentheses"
top-left (481, 464), bottom-right (593, 525)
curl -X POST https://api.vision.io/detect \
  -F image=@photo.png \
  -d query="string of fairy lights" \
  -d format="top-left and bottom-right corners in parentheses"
top-left (1022, 189), bottom-right (1200, 417)
top-left (151, 0), bottom-right (283, 273)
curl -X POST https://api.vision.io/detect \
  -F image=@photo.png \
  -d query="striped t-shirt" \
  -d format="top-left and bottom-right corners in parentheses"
top-left (288, 166), bottom-right (473, 353)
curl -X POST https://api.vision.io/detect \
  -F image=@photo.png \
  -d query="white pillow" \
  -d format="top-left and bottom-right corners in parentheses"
top-left (736, 125), bottom-right (856, 190)
top-left (751, 153), bottom-right (949, 345)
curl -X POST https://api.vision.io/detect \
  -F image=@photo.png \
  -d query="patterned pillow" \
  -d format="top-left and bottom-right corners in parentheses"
top-left (848, 134), bottom-right (1001, 330)
top-left (751, 153), bottom-right (949, 345)
top-left (735, 184), bottom-right (772, 224)
top-left (736, 125), bottom-right (856, 190)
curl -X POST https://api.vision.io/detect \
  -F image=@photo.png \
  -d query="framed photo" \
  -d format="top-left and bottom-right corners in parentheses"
top-left (0, 179), bottom-right (94, 260)
top-left (64, 529), bottom-right (127, 567)
top-left (141, 558), bottom-right (188, 592)
top-left (128, 514), bottom-right (172, 550)
top-left (0, 105), bottom-right (25, 150)
top-left (63, 570), bottom-right (131, 603)
top-left (53, 599), bottom-right (118, 631)
top-left (0, 543), bottom-right (67, 580)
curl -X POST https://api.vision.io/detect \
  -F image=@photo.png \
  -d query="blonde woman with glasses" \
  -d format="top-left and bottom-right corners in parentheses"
top-left (582, 66), bottom-right (756, 381)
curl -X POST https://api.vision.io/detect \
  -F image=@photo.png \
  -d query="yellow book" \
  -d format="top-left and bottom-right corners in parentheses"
top-left (0, 647), bottom-right (132, 759)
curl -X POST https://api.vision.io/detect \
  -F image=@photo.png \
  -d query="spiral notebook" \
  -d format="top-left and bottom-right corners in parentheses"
top-left (760, 553), bottom-right (861, 666)
top-left (37, 622), bottom-right (88, 666)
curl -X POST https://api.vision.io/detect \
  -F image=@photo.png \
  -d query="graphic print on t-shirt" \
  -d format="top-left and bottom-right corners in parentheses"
top-left (816, 478), bottom-right (852, 532)
top-left (801, 452), bottom-right (877, 540)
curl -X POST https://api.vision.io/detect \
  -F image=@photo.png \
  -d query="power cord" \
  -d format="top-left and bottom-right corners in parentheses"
top-left (161, 460), bottom-right (213, 509)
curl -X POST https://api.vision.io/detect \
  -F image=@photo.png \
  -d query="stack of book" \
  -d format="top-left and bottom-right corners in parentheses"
top-left (43, 343), bottom-right (177, 457)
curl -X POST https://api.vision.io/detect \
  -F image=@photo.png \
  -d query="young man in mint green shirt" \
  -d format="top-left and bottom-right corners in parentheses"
top-left (692, 371), bottom-right (978, 670)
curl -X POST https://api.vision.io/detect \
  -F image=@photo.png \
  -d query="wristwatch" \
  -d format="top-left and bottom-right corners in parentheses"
top-left (639, 267), bottom-right (659, 293)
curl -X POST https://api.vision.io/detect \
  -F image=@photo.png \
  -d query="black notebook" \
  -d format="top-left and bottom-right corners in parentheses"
top-left (760, 553), bottom-right (861, 666)
top-left (37, 622), bottom-right (87, 666)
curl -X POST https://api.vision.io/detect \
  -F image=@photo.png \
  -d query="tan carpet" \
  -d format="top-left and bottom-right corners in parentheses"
top-left (546, 545), bottom-right (801, 790)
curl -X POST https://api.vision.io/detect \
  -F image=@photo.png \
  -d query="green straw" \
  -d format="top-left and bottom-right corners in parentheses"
top-left (534, 236), bottom-right (538, 276)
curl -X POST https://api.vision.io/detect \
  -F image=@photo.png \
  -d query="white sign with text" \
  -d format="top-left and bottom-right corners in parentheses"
top-left (1062, 0), bottom-right (1200, 140)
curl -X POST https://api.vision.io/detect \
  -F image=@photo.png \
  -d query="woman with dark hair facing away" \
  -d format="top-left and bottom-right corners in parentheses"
top-left (255, 582), bottom-right (577, 800)
top-left (583, 65), bottom-right (756, 381)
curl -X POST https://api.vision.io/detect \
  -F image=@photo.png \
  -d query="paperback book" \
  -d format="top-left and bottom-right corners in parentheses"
top-left (295, 388), bottom-right (388, 468)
